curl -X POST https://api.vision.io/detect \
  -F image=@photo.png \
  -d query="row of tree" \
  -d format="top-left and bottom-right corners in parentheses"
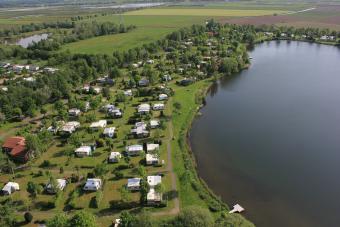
top-left (28, 21), bottom-right (136, 51)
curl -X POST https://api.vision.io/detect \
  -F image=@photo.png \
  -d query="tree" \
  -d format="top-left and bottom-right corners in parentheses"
top-left (0, 204), bottom-right (16, 227)
top-left (46, 213), bottom-right (68, 227)
top-left (120, 211), bottom-right (136, 227)
top-left (68, 210), bottom-right (97, 227)
top-left (25, 134), bottom-right (42, 157)
top-left (119, 186), bottom-right (131, 203)
top-left (24, 212), bottom-right (33, 223)
top-left (27, 181), bottom-right (39, 198)
top-left (135, 210), bottom-right (153, 227)
top-left (154, 183), bottom-right (165, 194)
top-left (175, 206), bottom-right (213, 227)
top-left (93, 163), bottom-right (108, 177)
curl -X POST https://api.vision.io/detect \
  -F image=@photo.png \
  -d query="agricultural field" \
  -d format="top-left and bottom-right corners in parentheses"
top-left (221, 5), bottom-right (340, 30)
top-left (125, 8), bottom-right (289, 16)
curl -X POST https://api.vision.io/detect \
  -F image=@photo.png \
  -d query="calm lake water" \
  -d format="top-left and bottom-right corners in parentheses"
top-left (16, 33), bottom-right (48, 48)
top-left (190, 41), bottom-right (340, 227)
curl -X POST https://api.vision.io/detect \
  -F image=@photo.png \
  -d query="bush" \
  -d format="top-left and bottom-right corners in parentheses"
top-left (24, 212), bottom-right (33, 223)
top-left (96, 138), bottom-right (105, 147)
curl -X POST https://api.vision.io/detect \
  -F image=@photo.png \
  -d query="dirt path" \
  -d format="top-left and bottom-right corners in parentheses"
top-left (152, 99), bottom-right (180, 217)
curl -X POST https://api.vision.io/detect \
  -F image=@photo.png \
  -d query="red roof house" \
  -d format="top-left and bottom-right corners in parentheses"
top-left (2, 136), bottom-right (29, 163)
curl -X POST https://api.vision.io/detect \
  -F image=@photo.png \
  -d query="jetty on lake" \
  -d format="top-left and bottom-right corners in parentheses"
top-left (229, 204), bottom-right (245, 213)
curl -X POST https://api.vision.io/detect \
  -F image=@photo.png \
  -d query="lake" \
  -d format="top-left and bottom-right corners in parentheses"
top-left (190, 41), bottom-right (340, 227)
top-left (16, 33), bottom-right (49, 48)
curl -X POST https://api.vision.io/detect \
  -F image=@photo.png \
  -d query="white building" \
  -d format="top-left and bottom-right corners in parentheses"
top-left (1, 182), bottom-right (19, 195)
top-left (146, 59), bottom-right (154, 64)
top-left (124, 89), bottom-right (133, 96)
top-left (150, 120), bottom-right (160, 129)
top-left (103, 127), bottom-right (116, 138)
top-left (146, 153), bottom-right (159, 165)
top-left (61, 121), bottom-right (80, 134)
top-left (159, 94), bottom-right (168, 101)
top-left (75, 146), bottom-right (92, 157)
top-left (68, 108), bottom-right (81, 117)
top-left (127, 178), bottom-right (141, 191)
top-left (126, 144), bottom-right (143, 156)
top-left (131, 122), bottom-right (149, 138)
top-left (90, 120), bottom-right (107, 130)
top-left (147, 188), bottom-right (162, 205)
top-left (46, 179), bottom-right (67, 194)
top-left (108, 152), bottom-right (121, 163)
top-left (83, 178), bottom-right (102, 191)
top-left (153, 103), bottom-right (165, 111)
top-left (147, 144), bottom-right (159, 153)
top-left (147, 175), bottom-right (162, 188)
top-left (138, 103), bottom-right (151, 114)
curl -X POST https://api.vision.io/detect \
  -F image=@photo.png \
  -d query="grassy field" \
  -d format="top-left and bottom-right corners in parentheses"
top-left (61, 15), bottom-right (208, 54)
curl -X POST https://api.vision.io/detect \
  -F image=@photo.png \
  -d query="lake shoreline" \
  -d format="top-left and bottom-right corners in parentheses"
top-left (187, 40), bottom-right (340, 227)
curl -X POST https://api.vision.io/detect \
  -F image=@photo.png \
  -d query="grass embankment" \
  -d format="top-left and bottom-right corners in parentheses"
top-left (168, 77), bottom-right (254, 225)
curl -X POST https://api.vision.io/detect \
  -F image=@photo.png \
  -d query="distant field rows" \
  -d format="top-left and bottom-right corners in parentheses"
top-left (125, 8), bottom-right (289, 16)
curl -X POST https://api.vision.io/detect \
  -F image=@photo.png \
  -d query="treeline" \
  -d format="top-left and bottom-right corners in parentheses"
top-left (28, 22), bottom-right (136, 51)
top-left (0, 21), bottom-right (74, 38)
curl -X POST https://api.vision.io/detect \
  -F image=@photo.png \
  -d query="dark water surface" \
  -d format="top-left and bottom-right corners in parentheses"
top-left (190, 41), bottom-right (340, 227)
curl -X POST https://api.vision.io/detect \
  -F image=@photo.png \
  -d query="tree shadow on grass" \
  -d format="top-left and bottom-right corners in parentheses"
top-left (164, 189), bottom-right (178, 201)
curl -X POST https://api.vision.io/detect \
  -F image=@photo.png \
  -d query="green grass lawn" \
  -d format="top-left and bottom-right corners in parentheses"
top-left (61, 15), bottom-right (208, 54)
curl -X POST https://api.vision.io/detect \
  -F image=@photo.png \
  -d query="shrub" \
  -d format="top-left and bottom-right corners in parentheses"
top-left (24, 212), bottom-right (33, 223)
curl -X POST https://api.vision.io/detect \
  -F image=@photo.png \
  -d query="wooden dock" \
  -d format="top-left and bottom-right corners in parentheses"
top-left (229, 204), bottom-right (245, 214)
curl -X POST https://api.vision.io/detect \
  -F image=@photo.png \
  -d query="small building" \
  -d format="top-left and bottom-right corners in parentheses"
top-left (138, 103), bottom-right (151, 114)
top-left (93, 87), bottom-right (102, 94)
top-left (131, 122), bottom-right (149, 138)
top-left (44, 67), bottom-right (58, 74)
top-left (1, 182), bottom-right (20, 195)
top-left (108, 108), bottom-right (122, 118)
top-left (2, 136), bottom-right (29, 163)
top-left (28, 65), bottom-right (39, 72)
top-left (159, 94), bottom-right (168, 101)
top-left (12, 65), bottom-right (25, 73)
top-left (61, 121), bottom-right (80, 134)
top-left (127, 178), bottom-right (141, 191)
top-left (23, 77), bottom-right (35, 82)
top-left (147, 175), bottom-right (162, 188)
top-left (147, 188), bottom-right (162, 205)
top-left (153, 103), bottom-right (165, 111)
top-left (138, 78), bottom-right (150, 87)
top-left (83, 178), bottom-right (102, 191)
top-left (68, 108), bottom-right (81, 117)
top-left (147, 144), bottom-right (159, 153)
top-left (146, 59), bottom-right (154, 64)
top-left (146, 153), bottom-right (159, 165)
top-left (163, 75), bottom-right (172, 82)
top-left (124, 89), bottom-right (133, 96)
top-left (150, 120), bottom-right (160, 129)
top-left (45, 179), bottom-right (67, 194)
top-left (75, 146), bottom-right (92, 157)
top-left (126, 145), bottom-right (143, 156)
top-left (108, 152), bottom-right (121, 163)
top-left (103, 127), bottom-right (116, 138)
top-left (90, 120), bottom-right (107, 130)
